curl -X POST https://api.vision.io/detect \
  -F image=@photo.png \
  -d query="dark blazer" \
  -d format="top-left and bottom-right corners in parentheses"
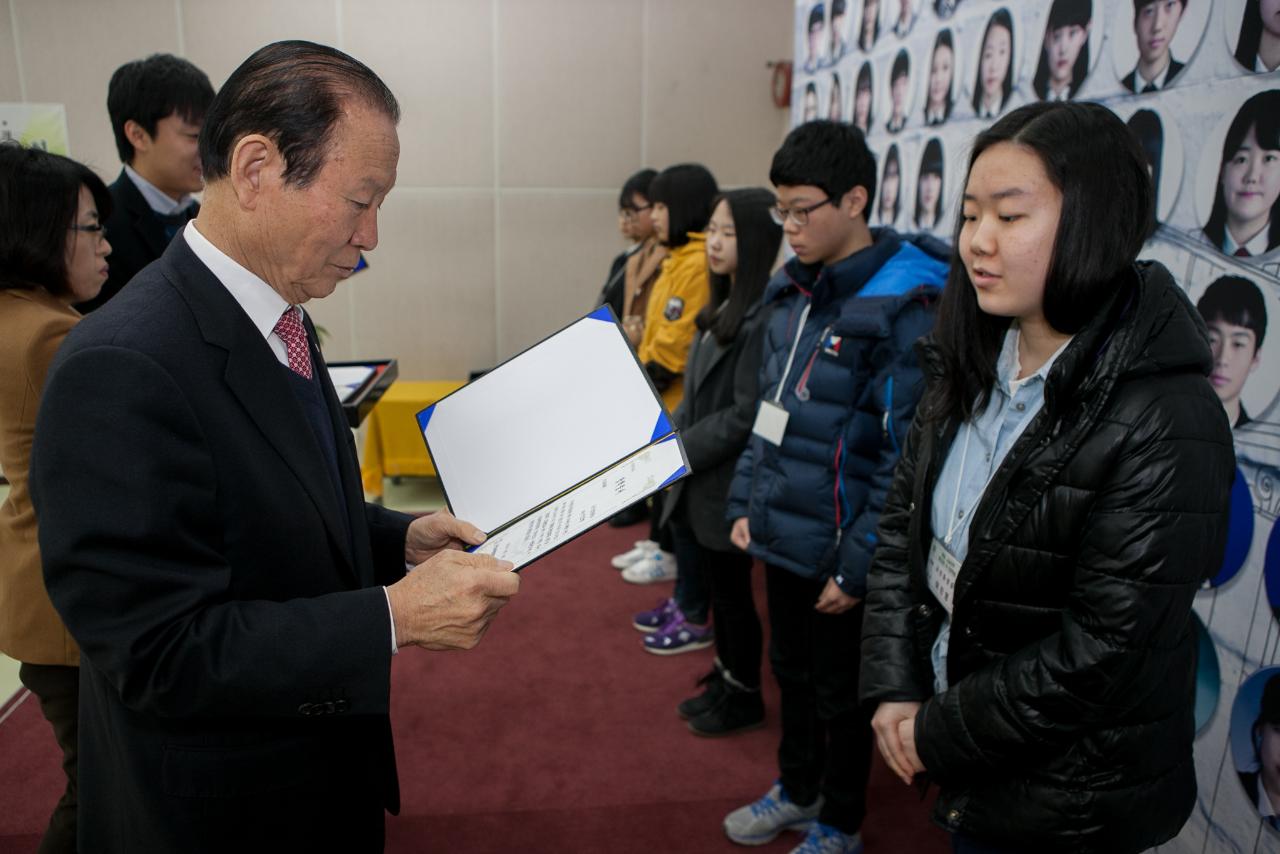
top-left (860, 263), bottom-right (1234, 851)
top-left (660, 301), bottom-right (768, 552)
top-left (31, 234), bottom-right (413, 852)
top-left (1121, 57), bottom-right (1185, 92)
top-left (76, 169), bottom-right (197, 313)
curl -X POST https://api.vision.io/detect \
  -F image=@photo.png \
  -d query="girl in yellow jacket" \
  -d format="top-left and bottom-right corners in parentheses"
top-left (637, 163), bottom-right (720, 414)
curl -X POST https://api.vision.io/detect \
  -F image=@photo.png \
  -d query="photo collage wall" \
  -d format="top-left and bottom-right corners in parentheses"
top-left (791, 1), bottom-right (1280, 851)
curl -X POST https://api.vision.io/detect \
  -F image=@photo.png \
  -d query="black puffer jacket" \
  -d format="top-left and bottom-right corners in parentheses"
top-left (860, 261), bottom-right (1235, 852)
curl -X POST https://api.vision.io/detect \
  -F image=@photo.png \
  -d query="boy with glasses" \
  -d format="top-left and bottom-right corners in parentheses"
top-left (721, 120), bottom-right (947, 854)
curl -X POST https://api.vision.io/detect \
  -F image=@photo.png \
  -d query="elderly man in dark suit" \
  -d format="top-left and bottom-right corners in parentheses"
top-left (31, 41), bottom-right (519, 853)
top-left (76, 54), bottom-right (215, 313)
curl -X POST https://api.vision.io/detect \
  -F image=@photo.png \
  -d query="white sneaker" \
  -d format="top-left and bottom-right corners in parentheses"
top-left (621, 550), bottom-right (677, 584)
top-left (611, 539), bottom-right (658, 570)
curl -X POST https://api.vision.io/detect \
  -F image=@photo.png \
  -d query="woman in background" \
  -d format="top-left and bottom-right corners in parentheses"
top-left (972, 8), bottom-right (1015, 119)
top-left (642, 192), bottom-right (783, 736)
top-left (1202, 90), bottom-right (1280, 258)
top-left (1033, 0), bottom-right (1092, 102)
top-left (613, 164), bottom-right (719, 587)
top-left (0, 142), bottom-right (113, 853)
top-left (599, 168), bottom-right (657, 323)
top-left (915, 138), bottom-right (945, 231)
top-left (863, 101), bottom-right (1233, 853)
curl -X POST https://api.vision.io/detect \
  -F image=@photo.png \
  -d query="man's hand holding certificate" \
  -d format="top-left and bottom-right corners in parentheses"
top-left (416, 307), bottom-right (688, 571)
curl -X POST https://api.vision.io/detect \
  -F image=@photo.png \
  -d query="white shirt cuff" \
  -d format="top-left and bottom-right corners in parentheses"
top-left (383, 586), bottom-right (398, 655)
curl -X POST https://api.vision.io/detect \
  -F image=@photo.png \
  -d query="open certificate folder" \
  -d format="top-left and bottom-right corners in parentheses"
top-left (415, 306), bottom-right (689, 571)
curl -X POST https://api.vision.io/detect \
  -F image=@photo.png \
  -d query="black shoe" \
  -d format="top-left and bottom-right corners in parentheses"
top-left (688, 683), bottom-right (765, 737)
top-left (676, 667), bottom-right (726, 720)
top-left (608, 500), bottom-right (650, 528)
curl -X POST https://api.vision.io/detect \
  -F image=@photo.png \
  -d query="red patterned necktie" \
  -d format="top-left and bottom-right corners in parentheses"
top-left (1234, 248), bottom-right (1251, 258)
top-left (273, 307), bottom-right (314, 380)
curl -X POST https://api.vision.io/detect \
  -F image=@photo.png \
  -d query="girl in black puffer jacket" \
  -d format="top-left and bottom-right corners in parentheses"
top-left (860, 101), bottom-right (1235, 853)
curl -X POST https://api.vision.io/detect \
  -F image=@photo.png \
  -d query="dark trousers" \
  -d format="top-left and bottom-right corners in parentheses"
top-left (765, 565), bottom-right (873, 835)
top-left (705, 544), bottom-right (759, 689)
top-left (18, 663), bottom-right (79, 854)
top-left (649, 491), bottom-right (674, 552)
top-left (670, 514), bottom-right (710, 624)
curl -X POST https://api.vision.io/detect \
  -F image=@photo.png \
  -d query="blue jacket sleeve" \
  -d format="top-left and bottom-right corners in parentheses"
top-left (833, 296), bottom-right (935, 597)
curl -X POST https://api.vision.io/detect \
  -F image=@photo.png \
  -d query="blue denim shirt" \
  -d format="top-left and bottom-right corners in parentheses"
top-left (928, 327), bottom-right (1071, 692)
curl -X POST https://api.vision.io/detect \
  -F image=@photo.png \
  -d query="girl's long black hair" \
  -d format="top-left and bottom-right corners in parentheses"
top-left (696, 188), bottom-right (783, 346)
top-left (924, 102), bottom-right (1154, 424)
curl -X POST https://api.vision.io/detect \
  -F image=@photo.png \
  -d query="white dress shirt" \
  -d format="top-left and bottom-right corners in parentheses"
top-left (182, 220), bottom-right (401, 653)
top-left (124, 164), bottom-right (198, 215)
top-left (1130, 59), bottom-right (1173, 91)
top-left (1224, 223), bottom-right (1273, 258)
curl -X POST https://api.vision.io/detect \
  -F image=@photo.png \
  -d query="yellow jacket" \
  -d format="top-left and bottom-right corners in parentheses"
top-left (0, 286), bottom-right (80, 665)
top-left (637, 233), bottom-right (710, 413)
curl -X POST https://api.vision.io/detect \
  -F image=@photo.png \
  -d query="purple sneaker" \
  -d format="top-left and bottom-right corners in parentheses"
top-left (633, 597), bottom-right (679, 634)
top-left (643, 614), bottom-right (713, 656)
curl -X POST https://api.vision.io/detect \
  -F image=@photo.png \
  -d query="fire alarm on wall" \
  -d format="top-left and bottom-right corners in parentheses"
top-left (769, 61), bottom-right (792, 109)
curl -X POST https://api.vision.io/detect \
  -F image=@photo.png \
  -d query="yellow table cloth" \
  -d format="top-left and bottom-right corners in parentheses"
top-left (360, 380), bottom-right (465, 496)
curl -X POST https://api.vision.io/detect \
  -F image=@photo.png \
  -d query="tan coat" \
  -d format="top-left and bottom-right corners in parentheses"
top-left (0, 286), bottom-right (79, 665)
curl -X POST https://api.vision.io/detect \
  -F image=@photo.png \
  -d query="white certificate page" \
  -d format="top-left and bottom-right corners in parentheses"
top-left (474, 437), bottom-right (687, 571)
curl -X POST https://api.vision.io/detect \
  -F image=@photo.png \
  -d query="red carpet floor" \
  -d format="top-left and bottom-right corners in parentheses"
top-left (0, 523), bottom-right (949, 853)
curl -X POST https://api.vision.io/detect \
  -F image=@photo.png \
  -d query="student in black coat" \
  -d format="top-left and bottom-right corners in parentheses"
top-left (76, 54), bottom-right (214, 313)
top-left (862, 102), bottom-right (1234, 853)
top-left (652, 189), bottom-right (782, 732)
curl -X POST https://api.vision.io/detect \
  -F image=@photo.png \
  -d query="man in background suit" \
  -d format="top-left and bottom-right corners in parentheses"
top-left (75, 54), bottom-right (214, 312)
top-left (1121, 0), bottom-right (1188, 93)
top-left (31, 40), bottom-right (520, 852)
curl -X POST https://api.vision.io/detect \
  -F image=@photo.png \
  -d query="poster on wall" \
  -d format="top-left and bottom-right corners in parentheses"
top-left (0, 103), bottom-right (69, 156)
top-left (792, 1), bottom-right (1280, 851)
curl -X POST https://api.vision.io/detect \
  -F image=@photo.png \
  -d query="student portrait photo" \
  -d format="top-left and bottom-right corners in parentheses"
top-left (924, 28), bottom-right (957, 126)
top-left (914, 137), bottom-right (945, 231)
top-left (1033, 0), bottom-right (1094, 102)
top-left (1125, 106), bottom-right (1185, 223)
top-left (852, 61), bottom-right (876, 134)
top-left (1196, 275), bottom-right (1270, 429)
top-left (804, 2), bottom-right (828, 72)
top-left (1200, 90), bottom-right (1280, 259)
top-left (801, 80), bottom-right (821, 123)
top-left (1231, 0), bottom-right (1280, 73)
top-left (1121, 0), bottom-right (1189, 92)
top-left (859, 0), bottom-right (882, 52)
top-left (1233, 669), bottom-right (1280, 832)
top-left (828, 72), bottom-right (844, 122)
top-left (885, 49), bottom-right (912, 134)
top-left (830, 0), bottom-right (851, 62)
top-left (934, 0), bottom-right (962, 20)
top-left (877, 143), bottom-right (904, 227)
top-left (972, 7), bottom-right (1016, 120)
top-left (892, 0), bottom-right (919, 38)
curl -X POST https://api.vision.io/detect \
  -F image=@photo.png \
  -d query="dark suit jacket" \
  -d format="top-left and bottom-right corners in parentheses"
top-left (1121, 57), bottom-right (1185, 92)
top-left (76, 169), bottom-right (198, 313)
top-left (660, 301), bottom-right (768, 552)
top-left (31, 234), bottom-right (413, 852)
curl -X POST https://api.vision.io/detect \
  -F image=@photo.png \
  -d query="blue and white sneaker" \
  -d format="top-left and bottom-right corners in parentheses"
top-left (723, 781), bottom-right (822, 846)
top-left (788, 822), bottom-right (863, 854)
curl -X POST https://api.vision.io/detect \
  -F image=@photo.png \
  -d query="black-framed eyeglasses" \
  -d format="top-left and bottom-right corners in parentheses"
top-left (69, 223), bottom-right (108, 241)
top-left (771, 197), bottom-right (834, 227)
top-left (621, 204), bottom-right (653, 221)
